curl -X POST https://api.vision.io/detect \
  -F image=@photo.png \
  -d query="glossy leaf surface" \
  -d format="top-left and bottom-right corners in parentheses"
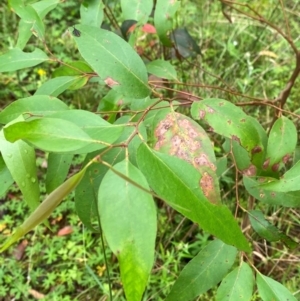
top-left (73, 25), bottom-right (150, 98)
top-left (47, 110), bottom-right (125, 154)
top-left (0, 155), bottom-right (14, 198)
top-left (4, 118), bottom-right (93, 153)
top-left (137, 143), bottom-right (250, 251)
top-left (98, 160), bottom-right (156, 301)
top-left (0, 131), bottom-right (40, 211)
top-left (0, 95), bottom-right (69, 124)
top-left (166, 240), bottom-right (237, 301)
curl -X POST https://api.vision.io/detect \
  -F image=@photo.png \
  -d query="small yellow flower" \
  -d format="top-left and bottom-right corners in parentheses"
top-left (37, 68), bottom-right (46, 76)
top-left (96, 265), bottom-right (106, 276)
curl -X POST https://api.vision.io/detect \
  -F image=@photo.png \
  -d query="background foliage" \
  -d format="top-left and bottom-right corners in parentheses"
top-left (0, 0), bottom-right (300, 300)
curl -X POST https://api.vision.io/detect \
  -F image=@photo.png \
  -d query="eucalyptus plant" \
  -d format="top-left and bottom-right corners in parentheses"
top-left (0, 1), bottom-right (299, 301)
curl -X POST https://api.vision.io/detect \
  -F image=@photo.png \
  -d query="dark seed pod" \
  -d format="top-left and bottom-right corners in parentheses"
top-left (72, 26), bottom-right (81, 37)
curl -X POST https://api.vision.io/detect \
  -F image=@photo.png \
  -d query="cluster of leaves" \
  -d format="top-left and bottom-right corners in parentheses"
top-left (0, 0), bottom-right (299, 300)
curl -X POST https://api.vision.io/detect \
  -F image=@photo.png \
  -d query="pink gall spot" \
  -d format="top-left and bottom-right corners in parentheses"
top-left (271, 163), bottom-right (279, 172)
top-left (263, 158), bottom-right (270, 169)
top-left (232, 135), bottom-right (241, 143)
top-left (199, 110), bottom-right (206, 119)
top-left (188, 127), bottom-right (198, 138)
top-left (258, 177), bottom-right (266, 183)
top-left (142, 24), bottom-right (156, 34)
top-left (251, 146), bottom-right (262, 154)
top-left (194, 154), bottom-right (209, 166)
top-left (200, 172), bottom-right (213, 194)
top-left (242, 165), bottom-right (257, 176)
top-left (104, 77), bottom-right (120, 88)
top-left (171, 135), bottom-right (182, 147)
top-left (282, 154), bottom-right (290, 164)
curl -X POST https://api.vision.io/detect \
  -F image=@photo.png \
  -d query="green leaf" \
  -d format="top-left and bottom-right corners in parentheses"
top-left (9, 0), bottom-right (45, 40)
top-left (46, 110), bottom-right (125, 154)
top-left (137, 143), bottom-right (250, 251)
top-left (264, 116), bottom-right (297, 172)
top-left (216, 262), bottom-right (254, 301)
top-left (35, 76), bottom-right (89, 96)
top-left (0, 95), bottom-right (69, 124)
top-left (0, 48), bottom-right (48, 72)
top-left (223, 138), bottom-right (252, 171)
top-left (249, 210), bottom-right (281, 241)
top-left (256, 273), bottom-right (297, 301)
top-left (152, 111), bottom-right (221, 204)
top-left (73, 25), bottom-right (150, 98)
top-left (166, 240), bottom-right (237, 301)
top-left (0, 161), bottom-right (92, 252)
top-left (0, 130), bottom-right (40, 212)
top-left (0, 155), bottom-right (14, 198)
top-left (243, 176), bottom-right (300, 208)
top-left (3, 118), bottom-right (93, 153)
top-left (32, 0), bottom-right (59, 17)
top-left (216, 156), bottom-right (228, 177)
top-left (154, 0), bottom-right (180, 46)
top-left (16, 19), bottom-right (34, 50)
top-left (74, 117), bottom-right (139, 232)
top-left (258, 160), bottom-right (300, 192)
top-left (171, 28), bottom-right (201, 58)
top-left (46, 153), bottom-right (73, 194)
top-left (80, 0), bottom-right (104, 27)
top-left (98, 160), bottom-right (156, 301)
top-left (52, 61), bottom-right (93, 77)
top-left (130, 98), bottom-right (171, 128)
top-left (191, 98), bottom-right (266, 167)
top-left (16, 0), bottom-right (59, 49)
top-left (249, 210), bottom-right (297, 249)
top-left (146, 59), bottom-right (178, 80)
top-left (75, 161), bottom-right (107, 233)
top-left (121, 0), bottom-right (153, 22)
